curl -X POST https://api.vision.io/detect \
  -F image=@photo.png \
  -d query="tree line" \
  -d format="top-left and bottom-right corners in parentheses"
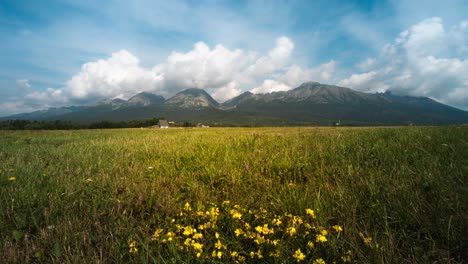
top-left (0, 118), bottom-right (166, 130)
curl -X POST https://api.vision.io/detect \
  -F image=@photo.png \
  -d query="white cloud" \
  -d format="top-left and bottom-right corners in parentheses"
top-left (25, 50), bottom-right (163, 106)
top-left (16, 79), bottom-right (31, 91)
top-left (339, 17), bottom-right (468, 109)
top-left (210, 82), bottom-right (242, 102)
top-left (7, 35), bottom-right (340, 113)
top-left (356, 58), bottom-right (375, 71)
top-left (11, 17), bottom-right (468, 114)
top-left (0, 101), bottom-right (37, 116)
top-left (65, 50), bottom-right (163, 101)
top-left (338, 71), bottom-right (389, 93)
top-left (250, 80), bottom-right (291, 94)
top-left (19, 36), bottom-right (313, 109)
top-left (245, 37), bottom-right (294, 79)
top-left (248, 61), bottom-right (337, 94)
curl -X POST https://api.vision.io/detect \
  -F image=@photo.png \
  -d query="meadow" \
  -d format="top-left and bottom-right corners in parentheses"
top-left (0, 126), bottom-right (466, 263)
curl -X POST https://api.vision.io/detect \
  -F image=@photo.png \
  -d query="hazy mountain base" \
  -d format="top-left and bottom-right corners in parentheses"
top-left (2, 82), bottom-right (468, 125)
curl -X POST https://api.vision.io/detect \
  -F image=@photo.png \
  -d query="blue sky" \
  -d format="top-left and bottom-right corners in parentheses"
top-left (1, 0), bottom-right (467, 116)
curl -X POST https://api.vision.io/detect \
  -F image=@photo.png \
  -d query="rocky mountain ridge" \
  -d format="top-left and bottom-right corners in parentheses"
top-left (2, 82), bottom-right (467, 126)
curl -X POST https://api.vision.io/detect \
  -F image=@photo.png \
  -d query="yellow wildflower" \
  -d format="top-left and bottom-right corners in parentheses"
top-left (184, 202), bottom-right (192, 212)
top-left (364, 237), bottom-right (372, 244)
top-left (332, 225), bottom-right (343, 232)
top-left (305, 208), bottom-right (316, 218)
top-left (293, 248), bottom-right (306, 262)
top-left (307, 241), bottom-right (314, 249)
top-left (272, 218), bottom-right (282, 226)
top-left (128, 240), bottom-right (138, 254)
top-left (255, 224), bottom-right (274, 235)
top-left (208, 207), bottom-right (220, 219)
top-left (234, 229), bottom-right (243, 236)
top-left (287, 226), bottom-right (297, 236)
top-left (192, 242), bottom-right (203, 251)
top-left (253, 234), bottom-right (266, 244)
top-left (196, 252), bottom-right (202, 258)
top-left (152, 228), bottom-right (163, 240)
top-left (256, 249), bottom-right (263, 259)
top-left (250, 251), bottom-right (255, 258)
top-left (231, 251), bottom-right (239, 258)
top-left (8, 177), bottom-right (16, 181)
top-left (184, 238), bottom-right (192, 246)
top-left (269, 250), bottom-right (281, 257)
top-left (192, 233), bottom-right (203, 240)
top-left (183, 226), bottom-right (195, 236)
top-left (321, 229), bottom-right (328, 236)
top-left (222, 200), bottom-right (230, 205)
top-left (215, 232), bottom-right (220, 239)
top-left (85, 178), bottom-right (93, 183)
top-left (292, 216), bottom-right (303, 226)
top-left (230, 209), bottom-right (242, 219)
top-left (341, 255), bottom-right (351, 262)
top-left (212, 251), bottom-right (222, 259)
top-left (313, 258), bottom-right (326, 264)
top-left (166, 231), bottom-right (175, 241)
top-left (316, 234), bottom-right (327, 243)
top-left (215, 240), bottom-right (223, 250)
top-left (196, 211), bottom-right (205, 217)
top-left (359, 232), bottom-right (372, 244)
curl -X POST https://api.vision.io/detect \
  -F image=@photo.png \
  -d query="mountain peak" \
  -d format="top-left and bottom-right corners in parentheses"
top-left (297, 81), bottom-right (321, 88)
top-left (126, 92), bottom-right (165, 107)
top-left (2, 83), bottom-right (466, 125)
top-left (165, 88), bottom-right (219, 108)
top-left (92, 98), bottom-right (126, 109)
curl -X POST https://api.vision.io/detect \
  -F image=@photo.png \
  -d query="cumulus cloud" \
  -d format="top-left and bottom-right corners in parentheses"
top-left (16, 79), bottom-right (31, 91)
top-left (12, 17), bottom-right (468, 114)
top-left (245, 37), bottom-right (294, 78)
top-left (339, 17), bottom-right (468, 109)
top-left (0, 102), bottom-right (36, 115)
top-left (17, 36), bottom-right (334, 108)
top-left (251, 80), bottom-right (291, 94)
top-left (249, 61), bottom-right (337, 94)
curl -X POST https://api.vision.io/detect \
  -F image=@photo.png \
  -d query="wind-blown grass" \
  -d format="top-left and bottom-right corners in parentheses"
top-left (0, 127), bottom-right (466, 263)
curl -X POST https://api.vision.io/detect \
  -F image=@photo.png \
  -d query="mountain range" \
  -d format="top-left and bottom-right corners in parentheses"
top-left (2, 82), bottom-right (467, 126)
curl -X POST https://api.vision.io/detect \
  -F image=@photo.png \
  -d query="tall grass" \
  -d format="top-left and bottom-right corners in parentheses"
top-left (0, 127), bottom-right (466, 263)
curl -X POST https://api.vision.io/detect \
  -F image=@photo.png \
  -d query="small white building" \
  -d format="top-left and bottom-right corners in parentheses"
top-left (157, 120), bottom-right (169, 129)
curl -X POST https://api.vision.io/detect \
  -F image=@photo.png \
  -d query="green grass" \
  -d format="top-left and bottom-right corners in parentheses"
top-left (0, 127), bottom-right (466, 263)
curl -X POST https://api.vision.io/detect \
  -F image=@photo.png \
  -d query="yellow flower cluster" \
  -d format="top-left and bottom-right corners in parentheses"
top-left (3, 169), bottom-right (16, 181)
top-left (128, 240), bottom-right (138, 254)
top-left (293, 248), bottom-right (306, 262)
top-left (149, 202), bottom-right (351, 262)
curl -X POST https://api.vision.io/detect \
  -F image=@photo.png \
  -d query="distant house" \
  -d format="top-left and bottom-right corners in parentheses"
top-left (333, 120), bottom-right (341, 126)
top-left (157, 120), bottom-right (169, 129)
top-left (196, 123), bottom-right (210, 128)
top-left (168, 121), bottom-right (176, 126)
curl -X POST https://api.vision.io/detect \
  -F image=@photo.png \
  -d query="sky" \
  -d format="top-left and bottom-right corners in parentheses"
top-left (0, 0), bottom-right (467, 116)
